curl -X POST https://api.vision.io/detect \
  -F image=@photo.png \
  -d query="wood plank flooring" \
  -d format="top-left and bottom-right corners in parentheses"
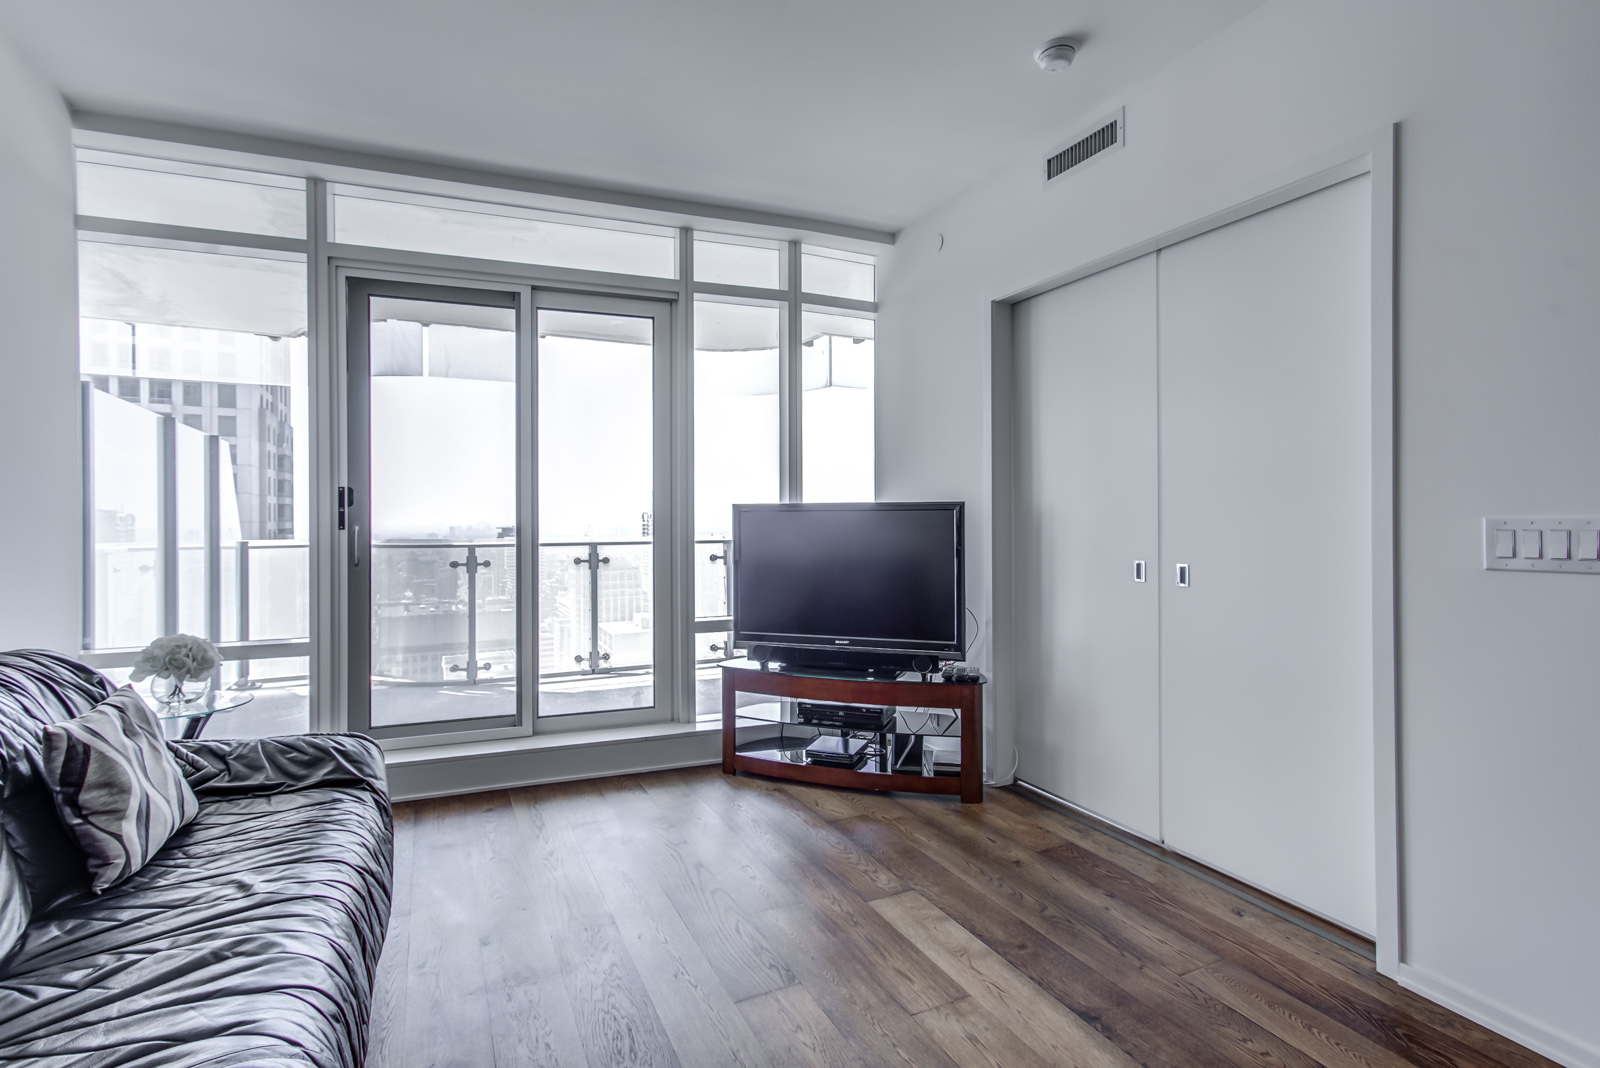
top-left (368, 767), bottom-right (1554, 1068)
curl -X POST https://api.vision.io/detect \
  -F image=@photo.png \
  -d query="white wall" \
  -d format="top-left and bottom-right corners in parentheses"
top-left (0, 26), bottom-right (78, 653)
top-left (875, 1), bottom-right (1600, 1065)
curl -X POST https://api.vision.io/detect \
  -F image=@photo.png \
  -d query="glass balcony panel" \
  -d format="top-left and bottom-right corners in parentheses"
top-left (88, 388), bottom-right (162, 649)
top-left (694, 299), bottom-right (779, 543)
top-left (693, 236), bottom-right (782, 289)
top-left (176, 422), bottom-right (208, 636)
top-left (693, 630), bottom-right (731, 721)
top-left (464, 542), bottom-right (518, 683)
top-left (368, 544), bottom-right (515, 727)
top-left (538, 544), bottom-right (594, 679)
top-left (801, 310), bottom-right (875, 503)
top-left (801, 245), bottom-right (875, 301)
top-left (333, 186), bottom-right (677, 278)
top-left (217, 454), bottom-right (244, 643)
top-left (245, 542), bottom-right (310, 641)
top-left (596, 542), bottom-right (654, 672)
top-left (77, 151), bottom-right (307, 239)
top-left (219, 542), bottom-right (241, 643)
top-left (216, 656), bottom-right (311, 736)
top-left (694, 543), bottom-right (730, 619)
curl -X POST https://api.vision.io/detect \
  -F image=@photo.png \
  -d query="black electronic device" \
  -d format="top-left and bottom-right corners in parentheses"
top-left (796, 701), bottom-right (894, 733)
top-left (804, 734), bottom-right (870, 769)
top-left (942, 662), bottom-right (981, 684)
top-left (732, 502), bottom-right (965, 674)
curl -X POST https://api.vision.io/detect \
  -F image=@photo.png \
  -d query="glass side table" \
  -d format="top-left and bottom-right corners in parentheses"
top-left (154, 691), bottom-right (255, 740)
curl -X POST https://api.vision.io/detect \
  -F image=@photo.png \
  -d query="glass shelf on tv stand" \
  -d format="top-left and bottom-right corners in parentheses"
top-left (732, 699), bottom-right (961, 738)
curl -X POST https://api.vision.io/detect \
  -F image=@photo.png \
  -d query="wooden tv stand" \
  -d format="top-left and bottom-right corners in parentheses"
top-left (721, 659), bottom-right (984, 804)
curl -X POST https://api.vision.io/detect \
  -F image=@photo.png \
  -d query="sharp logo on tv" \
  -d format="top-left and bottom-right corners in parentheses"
top-left (835, 640), bottom-right (850, 644)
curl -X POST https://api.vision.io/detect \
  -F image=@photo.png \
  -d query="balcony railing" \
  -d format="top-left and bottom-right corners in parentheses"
top-left (83, 534), bottom-right (735, 686)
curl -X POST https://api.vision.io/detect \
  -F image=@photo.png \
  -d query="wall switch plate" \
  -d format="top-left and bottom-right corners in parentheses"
top-left (1483, 517), bottom-right (1600, 574)
top-left (1493, 528), bottom-right (1517, 558)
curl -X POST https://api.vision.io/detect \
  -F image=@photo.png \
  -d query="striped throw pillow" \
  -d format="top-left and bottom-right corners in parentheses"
top-left (40, 686), bottom-right (200, 893)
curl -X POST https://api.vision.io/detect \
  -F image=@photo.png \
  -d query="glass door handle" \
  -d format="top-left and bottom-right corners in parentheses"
top-left (351, 525), bottom-right (361, 568)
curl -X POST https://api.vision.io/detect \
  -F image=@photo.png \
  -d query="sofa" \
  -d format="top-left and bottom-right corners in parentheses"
top-left (0, 650), bottom-right (394, 1067)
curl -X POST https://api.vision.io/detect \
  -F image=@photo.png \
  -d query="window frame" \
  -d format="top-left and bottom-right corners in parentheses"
top-left (73, 145), bottom-right (880, 744)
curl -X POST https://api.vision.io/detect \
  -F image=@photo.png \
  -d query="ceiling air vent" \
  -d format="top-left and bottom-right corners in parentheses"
top-left (1044, 108), bottom-right (1125, 188)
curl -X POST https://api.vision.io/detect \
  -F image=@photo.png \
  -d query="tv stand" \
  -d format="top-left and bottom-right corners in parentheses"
top-left (721, 659), bottom-right (984, 804)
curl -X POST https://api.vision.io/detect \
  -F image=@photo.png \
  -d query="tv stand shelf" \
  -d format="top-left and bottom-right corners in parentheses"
top-left (721, 660), bottom-right (984, 804)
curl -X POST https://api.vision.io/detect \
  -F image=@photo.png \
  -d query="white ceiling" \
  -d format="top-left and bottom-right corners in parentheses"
top-left (0, 0), bottom-right (1263, 233)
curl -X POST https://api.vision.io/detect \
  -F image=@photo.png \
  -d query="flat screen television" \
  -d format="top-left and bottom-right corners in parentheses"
top-left (731, 502), bottom-right (964, 673)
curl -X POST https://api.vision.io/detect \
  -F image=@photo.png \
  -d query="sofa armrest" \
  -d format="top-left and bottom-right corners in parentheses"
top-left (170, 733), bottom-right (389, 803)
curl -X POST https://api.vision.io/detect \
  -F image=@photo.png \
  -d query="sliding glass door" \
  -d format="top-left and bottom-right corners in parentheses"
top-left (344, 276), bottom-right (671, 742)
top-left (535, 296), bottom-right (672, 720)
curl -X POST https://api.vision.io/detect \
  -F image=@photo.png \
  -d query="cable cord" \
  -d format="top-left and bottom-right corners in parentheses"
top-left (984, 745), bottom-right (1021, 787)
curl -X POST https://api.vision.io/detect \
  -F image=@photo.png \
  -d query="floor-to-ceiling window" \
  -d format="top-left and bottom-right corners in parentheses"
top-left (77, 153), bottom-right (312, 736)
top-left (74, 140), bottom-right (879, 744)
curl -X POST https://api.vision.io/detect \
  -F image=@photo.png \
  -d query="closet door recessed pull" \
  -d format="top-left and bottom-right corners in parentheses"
top-left (1133, 560), bottom-right (1146, 582)
top-left (1176, 563), bottom-right (1190, 588)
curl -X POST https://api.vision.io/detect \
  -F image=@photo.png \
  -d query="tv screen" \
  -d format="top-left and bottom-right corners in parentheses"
top-left (732, 502), bottom-right (964, 658)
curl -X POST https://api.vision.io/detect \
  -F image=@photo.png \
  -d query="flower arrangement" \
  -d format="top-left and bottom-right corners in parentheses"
top-left (130, 634), bottom-right (221, 688)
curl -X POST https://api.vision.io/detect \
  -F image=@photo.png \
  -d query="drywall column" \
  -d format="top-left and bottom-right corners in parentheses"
top-left (0, 28), bottom-right (78, 652)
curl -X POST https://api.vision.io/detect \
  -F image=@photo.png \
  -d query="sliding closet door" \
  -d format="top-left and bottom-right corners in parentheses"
top-left (1158, 174), bottom-right (1375, 933)
top-left (1013, 254), bottom-right (1160, 837)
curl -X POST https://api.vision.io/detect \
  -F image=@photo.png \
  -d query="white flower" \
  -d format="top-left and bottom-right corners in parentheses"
top-left (130, 634), bottom-right (221, 685)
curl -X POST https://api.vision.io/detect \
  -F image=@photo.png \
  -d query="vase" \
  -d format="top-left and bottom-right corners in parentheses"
top-left (149, 674), bottom-right (214, 713)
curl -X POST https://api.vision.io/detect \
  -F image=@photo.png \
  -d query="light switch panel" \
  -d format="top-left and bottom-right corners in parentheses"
top-left (1484, 518), bottom-right (1600, 574)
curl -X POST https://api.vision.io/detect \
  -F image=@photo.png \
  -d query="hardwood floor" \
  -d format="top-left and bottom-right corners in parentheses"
top-left (368, 767), bottom-right (1554, 1068)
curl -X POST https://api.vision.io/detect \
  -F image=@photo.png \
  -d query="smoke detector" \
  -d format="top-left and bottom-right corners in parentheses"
top-left (1035, 37), bottom-right (1078, 72)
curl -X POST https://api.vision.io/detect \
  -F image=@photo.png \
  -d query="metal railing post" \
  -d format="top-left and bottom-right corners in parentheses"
top-left (81, 381), bottom-right (95, 650)
top-left (590, 542), bottom-right (605, 672)
top-left (719, 538), bottom-right (732, 615)
top-left (158, 414), bottom-right (178, 635)
top-left (570, 541), bottom-right (608, 674)
top-left (205, 434), bottom-right (222, 643)
top-left (236, 540), bottom-right (253, 688)
top-left (466, 546), bottom-right (479, 683)
top-left (449, 545), bottom-right (492, 684)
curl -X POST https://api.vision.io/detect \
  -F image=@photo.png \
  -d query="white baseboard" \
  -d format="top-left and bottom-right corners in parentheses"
top-left (1395, 963), bottom-right (1598, 1068)
top-left (386, 728), bottom-right (722, 802)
